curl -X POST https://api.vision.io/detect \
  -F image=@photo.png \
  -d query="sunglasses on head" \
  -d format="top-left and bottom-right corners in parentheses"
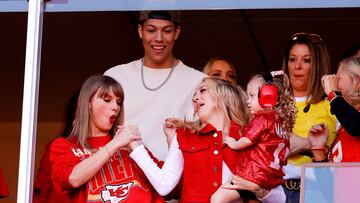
top-left (291, 32), bottom-right (322, 43)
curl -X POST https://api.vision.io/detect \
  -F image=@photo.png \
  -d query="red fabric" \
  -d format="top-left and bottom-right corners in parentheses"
top-left (33, 142), bottom-right (52, 202)
top-left (330, 108), bottom-right (360, 162)
top-left (236, 111), bottom-right (289, 190)
top-left (327, 91), bottom-right (341, 102)
top-left (49, 136), bottom-right (165, 203)
top-left (33, 141), bottom-right (71, 203)
top-left (0, 168), bottom-right (9, 198)
top-left (176, 121), bottom-right (241, 203)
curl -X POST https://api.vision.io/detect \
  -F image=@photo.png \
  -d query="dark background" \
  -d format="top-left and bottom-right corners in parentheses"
top-left (1, 8), bottom-right (359, 123)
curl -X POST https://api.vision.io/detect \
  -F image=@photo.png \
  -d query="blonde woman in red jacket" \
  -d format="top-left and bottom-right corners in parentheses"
top-left (129, 78), bottom-right (286, 203)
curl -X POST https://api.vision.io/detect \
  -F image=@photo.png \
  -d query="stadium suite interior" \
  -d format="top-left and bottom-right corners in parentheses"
top-left (0, 8), bottom-right (359, 202)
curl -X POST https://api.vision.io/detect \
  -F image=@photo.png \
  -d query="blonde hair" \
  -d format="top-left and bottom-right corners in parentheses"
top-left (171, 78), bottom-right (249, 133)
top-left (338, 56), bottom-right (360, 106)
top-left (202, 57), bottom-right (237, 80)
top-left (282, 33), bottom-right (331, 104)
top-left (249, 74), bottom-right (297, 132)
top-left (247, 74), bottom-right (265, 87)
top-left (68, 75), bottom-right (124, 150)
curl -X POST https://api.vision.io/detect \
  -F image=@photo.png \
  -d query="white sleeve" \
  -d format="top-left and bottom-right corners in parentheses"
top-left (130, 135), bottom-right (183, 196)
top-left (258, 185), bottom-right (286, 203)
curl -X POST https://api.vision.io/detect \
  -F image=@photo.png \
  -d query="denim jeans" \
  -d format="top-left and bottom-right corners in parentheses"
top-left (283, 186), bottom-right (300, 203)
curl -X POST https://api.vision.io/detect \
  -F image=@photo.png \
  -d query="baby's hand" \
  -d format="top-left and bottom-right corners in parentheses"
top-left (224, 137), bottom-right (237, 149)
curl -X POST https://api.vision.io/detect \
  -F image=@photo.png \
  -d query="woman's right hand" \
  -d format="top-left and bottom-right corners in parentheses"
top-left (321, 74), bottom-right (338, 95)
top-left (128, 140), bottom-right (142, 151)
top-left (163, 118), bottom-right (177, 147)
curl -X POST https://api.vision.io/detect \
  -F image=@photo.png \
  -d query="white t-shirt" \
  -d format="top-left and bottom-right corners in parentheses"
top-left (104, 59), bottom-right (206, 160)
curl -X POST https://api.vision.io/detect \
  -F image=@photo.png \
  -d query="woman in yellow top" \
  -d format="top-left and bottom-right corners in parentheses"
top-left (281, 33), bottom-right (337, 203)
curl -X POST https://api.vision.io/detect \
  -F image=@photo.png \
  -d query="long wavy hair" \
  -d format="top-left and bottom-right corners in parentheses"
top-left (67, 75), bottom-right (124, 150)
top-left (169, 78), bottom-right (250, 134)
top-left (272, 74), bottom-right (298, 132)
top-left (282, 33), bottom-right (331, 104)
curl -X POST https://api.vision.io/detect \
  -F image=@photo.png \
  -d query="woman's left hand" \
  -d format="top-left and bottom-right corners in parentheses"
top-left (223, 175), bottom-right (269, 199)
top-left (308, 123), bottom-right (329, 161)
top-left (223, 175), bottom-right (258, 191)
top-left (114, 125), bottom-right (142, 148)
top-left (308, 123), bottom-right (328, 149)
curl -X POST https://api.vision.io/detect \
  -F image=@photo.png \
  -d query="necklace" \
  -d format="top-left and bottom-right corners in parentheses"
top-left (141, 58), bottom-right (176, 91)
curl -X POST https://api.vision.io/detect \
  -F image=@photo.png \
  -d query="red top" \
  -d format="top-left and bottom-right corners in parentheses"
top-left (33, 141), bottom-right (71, 203)
top-left (176, 121), bottom-right (241, 203)
top-left (0, 167), bottom-right (9, 198)
top-left (49, 135), bottom-right (164, 203)
top-left (330, 108), bottom-right (360, 162)
top-left (236, 111), bottom-right (289, 190)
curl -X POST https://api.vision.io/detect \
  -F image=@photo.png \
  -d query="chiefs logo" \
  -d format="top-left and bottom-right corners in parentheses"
top-left (101, 182), bottom-right (134, 202)
top-left (331, 141), bottom-right (343, 162)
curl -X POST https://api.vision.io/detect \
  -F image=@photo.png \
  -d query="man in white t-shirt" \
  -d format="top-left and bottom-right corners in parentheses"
top-left (105, 10), bottom-right (206, 160)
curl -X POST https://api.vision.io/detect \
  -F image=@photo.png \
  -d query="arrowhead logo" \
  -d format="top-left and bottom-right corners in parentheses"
top-left (101, 182), bottom-right (134, 202)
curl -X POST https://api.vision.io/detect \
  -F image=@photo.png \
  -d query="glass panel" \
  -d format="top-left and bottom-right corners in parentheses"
top-left (0, 11), bottom-right (28, 203)
top-left (301, 163), bottom-right (360, 203)
top-left (43, 0), bottom-right (360, 12)
top-left (1, 0), bottom-right (360, 12)
top-left (0, 0), bottom-right (28, 12)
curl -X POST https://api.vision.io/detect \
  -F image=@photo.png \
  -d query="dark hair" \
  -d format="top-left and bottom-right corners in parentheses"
top-left (282, 33), bottom-right (331, 104)
top-left (61, 89), bottom-right (79, 137)
top-left (138, 10), bottom-right (181, 27)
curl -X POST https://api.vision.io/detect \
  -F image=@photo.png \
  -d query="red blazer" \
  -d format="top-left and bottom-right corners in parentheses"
top-left (177, 121), bottom-right (241, 203)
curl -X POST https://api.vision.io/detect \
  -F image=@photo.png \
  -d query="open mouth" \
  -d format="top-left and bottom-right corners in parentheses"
top-left (109, 115), bottom-right (117, 123)
top-left (151, 45), bottom-right (165, 53)
top-left (195, 103), bottom-right (204, 112)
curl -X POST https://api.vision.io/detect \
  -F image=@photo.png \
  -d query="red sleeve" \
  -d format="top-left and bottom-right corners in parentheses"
top-left (33, 142), bottom-right (53, 202)
top-left (49, 137), bottom-right (80, 194)
top-left (0, 168), bottom-right (9, 198)
top-left (144, 147), bottom-right (164, 168)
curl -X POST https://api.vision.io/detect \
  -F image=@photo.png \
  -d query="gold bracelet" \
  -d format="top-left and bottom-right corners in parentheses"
top-left (310, 147), bottom-right (326, 150)
top-left (311, 147), bottom-right (328, 162)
